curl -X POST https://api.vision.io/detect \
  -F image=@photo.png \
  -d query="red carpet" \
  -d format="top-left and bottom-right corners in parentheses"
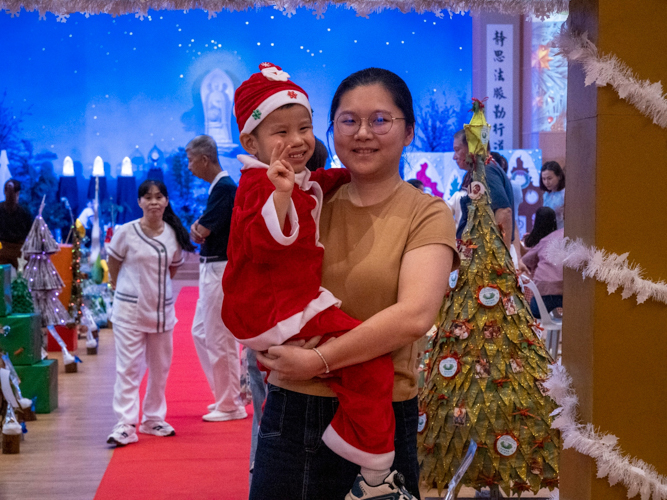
top-left (95, 287), bottom-right (252, 500)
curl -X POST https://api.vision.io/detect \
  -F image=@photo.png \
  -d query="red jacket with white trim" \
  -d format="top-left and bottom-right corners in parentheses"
top-left (221, 155), bottom-right (351, 350)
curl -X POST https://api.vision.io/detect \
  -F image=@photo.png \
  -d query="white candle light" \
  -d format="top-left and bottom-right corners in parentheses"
top-left (63, 156), bottom-right (74, 176)
top-left (120, 157), bottom-right (133, 177)
top-left (92, 156), bottom-right (104, 177)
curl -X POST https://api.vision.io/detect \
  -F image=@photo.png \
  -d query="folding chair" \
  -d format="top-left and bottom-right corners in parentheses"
top-left (520, 276), bottom-right (562, 360)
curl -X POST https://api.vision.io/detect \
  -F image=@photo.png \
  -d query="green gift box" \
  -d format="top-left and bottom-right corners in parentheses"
top-left (0, 264), bottom-right (11, 317)
top-left (15, 359), bottom-right (58, 413)
top-left (0, 313), bottom-right (43, 366)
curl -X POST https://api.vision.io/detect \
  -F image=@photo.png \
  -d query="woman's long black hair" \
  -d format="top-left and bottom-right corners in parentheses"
top-left (524, 206), bottom-right (558, 248)
top-left (539, 161), bottom-right (565, 192)
top-left (138, 179), bottom-right (195, 252)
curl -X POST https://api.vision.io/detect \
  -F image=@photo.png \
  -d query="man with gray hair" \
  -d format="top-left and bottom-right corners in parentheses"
top-left (187, 135), bottom-right (246, 422)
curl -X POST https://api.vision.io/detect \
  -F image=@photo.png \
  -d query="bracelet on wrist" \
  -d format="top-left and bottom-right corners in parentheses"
top-left (311, 347), bottom-right (330, 374)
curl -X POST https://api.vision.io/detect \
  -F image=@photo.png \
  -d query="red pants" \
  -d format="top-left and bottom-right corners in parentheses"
top-left (293, 306), bottom-right (396, 470)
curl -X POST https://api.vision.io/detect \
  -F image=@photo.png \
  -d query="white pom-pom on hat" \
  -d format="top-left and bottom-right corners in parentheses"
top-left (260, 62), bottom-right (291, 82)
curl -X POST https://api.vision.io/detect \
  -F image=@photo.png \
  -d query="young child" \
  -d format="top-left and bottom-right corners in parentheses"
top-left (221, 63), bottom-right (401, 496)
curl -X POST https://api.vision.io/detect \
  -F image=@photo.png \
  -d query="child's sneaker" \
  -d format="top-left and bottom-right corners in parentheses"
top-left (139, 421), bottom-right (176, 437)
top-left (106, 423), bottom-right (138, 446)
top-left (345, 471), bottom-right (417, 500)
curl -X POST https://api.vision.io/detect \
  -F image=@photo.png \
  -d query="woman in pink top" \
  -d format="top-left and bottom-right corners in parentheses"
top-left (522, 207), bottom-right (564, 318)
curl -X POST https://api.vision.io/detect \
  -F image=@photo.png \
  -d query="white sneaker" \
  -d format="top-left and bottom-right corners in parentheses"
top-left (208, 403), bottom-right (215, 411)
top-left (202, 408), bottom-right (247, 422)
top-left (345, 471), bottom-right (417, 500)
top-left (139, 421), bottom-right (175, 437)
top-left (106, 423), bottom-right (138, 446)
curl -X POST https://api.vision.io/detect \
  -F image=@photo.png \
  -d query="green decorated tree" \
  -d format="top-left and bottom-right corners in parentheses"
top-left (11, 271), bottom-right (34, 314)
top-left (67, 222), bottom-right (84, 324)
top-left (418, 100), bottom-right (560, 498)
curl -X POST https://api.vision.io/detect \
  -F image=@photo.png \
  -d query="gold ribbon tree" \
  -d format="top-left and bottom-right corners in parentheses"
top-left (418, 99), bottom-right (560, 498)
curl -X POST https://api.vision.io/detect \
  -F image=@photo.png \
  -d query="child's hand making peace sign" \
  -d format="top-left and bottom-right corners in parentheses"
top-left (267, 142), bottom-right (295, 195)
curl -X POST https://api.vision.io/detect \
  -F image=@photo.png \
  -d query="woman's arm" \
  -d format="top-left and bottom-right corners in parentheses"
top-left (257, 243), bottom-right (454, 380)
top-left (494, 207), bottom-right (513, 248)
top-left (107, 255), bottom-right (122, 290)
top-left (522, 245), bottom-right (539, 274)
top-left (169, 249), bottom-right (183, 279)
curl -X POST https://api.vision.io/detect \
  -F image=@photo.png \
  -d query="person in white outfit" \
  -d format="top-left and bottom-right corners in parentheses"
top-left (187, 135), bottom-right (246, 422)
top-left (106, 179), bottom-right (194, 446)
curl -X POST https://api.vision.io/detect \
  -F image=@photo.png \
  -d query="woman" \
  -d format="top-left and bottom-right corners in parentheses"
top-left (0, 179), bottom-right (33, 269)
top-left (540, 161), bottom-right (565, 229)
top-left (106, 180), bottom-right (194, 446)
top-left (252, 68), bottom-right (459, 500)
top-left (522, 206), bottom-right (564, 318)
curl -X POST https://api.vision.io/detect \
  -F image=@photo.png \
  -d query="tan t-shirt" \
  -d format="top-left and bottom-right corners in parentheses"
top-left (269, 181), bottom-right (459, 401)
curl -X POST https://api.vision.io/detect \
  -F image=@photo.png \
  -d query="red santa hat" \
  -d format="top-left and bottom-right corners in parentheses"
top-left (234, 62), bottom-right (311, 135)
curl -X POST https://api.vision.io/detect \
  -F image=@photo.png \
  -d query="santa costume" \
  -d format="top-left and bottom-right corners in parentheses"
top-left (221, 63), bottom-right (396, 471)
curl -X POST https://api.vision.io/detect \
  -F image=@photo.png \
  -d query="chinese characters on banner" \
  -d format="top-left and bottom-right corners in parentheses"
top-left (486, 24), bottom-right (514, 150)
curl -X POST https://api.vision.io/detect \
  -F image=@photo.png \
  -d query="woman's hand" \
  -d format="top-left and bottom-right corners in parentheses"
top-left (256, 336), bottom-right (328, 381)
top-left (518, 259), bottom-right (531, 277)
top-left (107, 255), bottom-right (122, 291)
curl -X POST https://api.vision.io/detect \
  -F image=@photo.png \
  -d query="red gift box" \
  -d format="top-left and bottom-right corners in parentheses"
top-left (47, 325), bottom-right (78, 352)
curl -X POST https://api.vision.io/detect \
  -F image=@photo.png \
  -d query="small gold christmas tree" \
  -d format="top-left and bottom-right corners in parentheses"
top-left (418, 100), bottom-right (560, 498)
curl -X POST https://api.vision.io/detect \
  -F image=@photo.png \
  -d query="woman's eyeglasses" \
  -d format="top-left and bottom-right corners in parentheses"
top-left (334, 112), bottom-right (405, 136)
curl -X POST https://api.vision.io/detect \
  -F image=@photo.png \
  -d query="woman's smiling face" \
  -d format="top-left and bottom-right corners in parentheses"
top-left (333, 83), bottom-right (413, 180)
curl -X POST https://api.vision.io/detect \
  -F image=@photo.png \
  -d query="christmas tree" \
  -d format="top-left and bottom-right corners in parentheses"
top-left (418, 100), bottom-right (560, 497)
top-left (11, 271), bottom-right (34, 314)
top-left (22, 199), bottom-right (70, 327)
top-left (67, 221), bottom-right (85, 325)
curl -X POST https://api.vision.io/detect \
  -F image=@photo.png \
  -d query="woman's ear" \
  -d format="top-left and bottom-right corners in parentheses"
top-left (239, 133), bottom-right (259, 155)
top-left (403, 124), bottom-right (415, 147)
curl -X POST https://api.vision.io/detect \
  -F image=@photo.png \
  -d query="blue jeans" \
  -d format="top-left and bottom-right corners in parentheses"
top-left (249, 385), bottom-right (421, 500)
top-left (247, 349), bottom-right (267, 479)
top-left (530, 295), bottom-right (563, 319)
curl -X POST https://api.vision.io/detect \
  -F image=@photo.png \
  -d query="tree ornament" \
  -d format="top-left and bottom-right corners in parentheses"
top-left (463, 98), bottom-right (491, 156)
top-left (451, 320), bottom-right (472, 340)
top-left (449, 270), bottom-right (459, 289)
top-left (457, 239), bottom-right (477, 261)
top-left (468, 181), bottom-right (486, 200)
top-left (418, 411), bottom-right (427, 434)
top-left (438, 355), bottom-right (460, 379)
top-left (477, 285), bottom-right (501, 308)
top-left (495, 434), bottom-right (519, 457)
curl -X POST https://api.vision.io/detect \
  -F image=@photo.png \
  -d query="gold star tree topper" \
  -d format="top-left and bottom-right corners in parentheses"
top-left (464, 98), bottom-right (491, 156)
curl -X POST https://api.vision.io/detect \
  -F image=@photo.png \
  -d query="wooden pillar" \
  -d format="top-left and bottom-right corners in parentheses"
top-left (563, 1), bottom-right (667, 499)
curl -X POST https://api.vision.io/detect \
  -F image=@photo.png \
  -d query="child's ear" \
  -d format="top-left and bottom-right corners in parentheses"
top-left (240, 133), bottom-right (258, 155)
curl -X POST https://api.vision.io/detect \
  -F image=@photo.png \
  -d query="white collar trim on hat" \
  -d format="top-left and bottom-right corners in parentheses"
top-left (241, 89), bottom-right (311, 135)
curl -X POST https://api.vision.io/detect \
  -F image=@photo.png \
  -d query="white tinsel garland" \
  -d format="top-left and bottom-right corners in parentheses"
top-left (547, 237), bottom-right (667, 306)
top-left (545, 365), bottom-right (667, 500)
top-left (0, 0), bottom-right (568, 20)
top-left (555, 28), bottom-right (667, 129)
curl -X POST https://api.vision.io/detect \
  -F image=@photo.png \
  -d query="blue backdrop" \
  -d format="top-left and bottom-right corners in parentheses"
top-left (1, 8), bottom-right (471, 178)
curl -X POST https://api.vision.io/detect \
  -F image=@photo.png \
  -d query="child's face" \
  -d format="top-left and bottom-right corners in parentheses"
top-left (244, 105), bottom-right (315, 173)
